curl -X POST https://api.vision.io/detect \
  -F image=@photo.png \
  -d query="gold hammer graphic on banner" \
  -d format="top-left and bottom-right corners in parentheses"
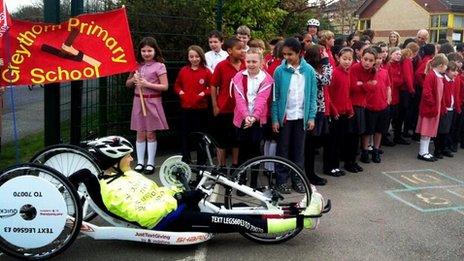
top-left (61, 28), bottom-right (101, 67)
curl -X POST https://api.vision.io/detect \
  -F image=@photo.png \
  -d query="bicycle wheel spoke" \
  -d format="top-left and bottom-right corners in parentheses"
top-left (223, 156), bottom-right (312, 244)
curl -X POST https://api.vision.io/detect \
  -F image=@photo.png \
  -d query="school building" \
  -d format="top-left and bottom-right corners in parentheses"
top-left (356, 0), bottom-right (464, 44)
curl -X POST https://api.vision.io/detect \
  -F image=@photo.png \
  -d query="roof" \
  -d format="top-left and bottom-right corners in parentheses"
top-left (357, 0), bottom-right (388, 18)
top-left (442, 0), bottom-right (464, 12)
top-left (413, 0), bottom-right (449, 13)
top-left (324, 0), bottom-right (364, 12)
top-left (357, 0), bottom-right (464, 18)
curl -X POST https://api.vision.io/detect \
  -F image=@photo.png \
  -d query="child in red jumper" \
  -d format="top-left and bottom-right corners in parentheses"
top-left (361, 46), bottom-right (391, 163)
top-left (444, 52), bottom-right (463, 152)
top-left (175, 45), bottom-right (212, 164)
top-left (210, 38), bottom-right (246, 169)
top-left (387, 47), bottom-right (414, 145)
top-left (412, 44), bottom-right (436, 139)
top-left (416, 54), bottom-right (449, 161)
top-left (327, 46), bottom-right (354, 175)
top-left (348, 47), bottom-right (377, 172)
top-left (434, 61), bottom-right (459, 158)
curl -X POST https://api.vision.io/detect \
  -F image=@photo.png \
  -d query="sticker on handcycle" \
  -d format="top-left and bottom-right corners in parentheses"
top-left (0, 176), bottom-right (68, 248)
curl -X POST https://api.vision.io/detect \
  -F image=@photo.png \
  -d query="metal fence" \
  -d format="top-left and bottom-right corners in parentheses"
top-left (57, 1), bottom-right (221, 147)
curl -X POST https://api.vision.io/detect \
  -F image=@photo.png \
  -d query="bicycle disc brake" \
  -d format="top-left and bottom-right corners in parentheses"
top-left (158, 155), bottom-right (192, 188)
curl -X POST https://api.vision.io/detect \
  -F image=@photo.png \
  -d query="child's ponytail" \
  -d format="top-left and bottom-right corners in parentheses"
top-left (425, 53), bottom-right (448, 74)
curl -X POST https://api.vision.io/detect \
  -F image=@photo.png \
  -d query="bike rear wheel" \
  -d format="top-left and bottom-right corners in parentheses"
top-left (30, 144), bottom-right (101, 221)
top-left (0, 163), bottom-right (82, 260)
top-left (225, 156), bottom-right (312, 244)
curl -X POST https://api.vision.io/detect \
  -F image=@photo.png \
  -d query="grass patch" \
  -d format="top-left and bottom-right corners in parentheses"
top-left (0, 131), bottom-right (44, 170)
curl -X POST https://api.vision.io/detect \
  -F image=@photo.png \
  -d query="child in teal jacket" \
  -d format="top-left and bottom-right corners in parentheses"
top-left (271, 37), bottom-right (317, 194)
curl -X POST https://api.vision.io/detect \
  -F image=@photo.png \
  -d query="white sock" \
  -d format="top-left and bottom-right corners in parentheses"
top-left (136, 141), bottom-right (146, 165)
top-left (419, 137), bottom-right (430, 155)
top-left (147, 141), bottom-right (157, 166)
top-left (266, 141), bottom-right (277, 171)
top-left (269, 141), bottom-right (277, 157)
top-left (264, 140), bottom-right (270, 156)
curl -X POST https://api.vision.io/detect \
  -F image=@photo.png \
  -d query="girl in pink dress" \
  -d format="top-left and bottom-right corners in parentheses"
top-left (126, 37), bottom-right (169, 174)
top-left (416, 53), bottom-right (449, 162)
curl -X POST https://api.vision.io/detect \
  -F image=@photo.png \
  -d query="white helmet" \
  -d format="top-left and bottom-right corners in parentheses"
top-left (307, 18), bottom-right (320, 27)
top-left (88, 136), bottom-right (133, 169)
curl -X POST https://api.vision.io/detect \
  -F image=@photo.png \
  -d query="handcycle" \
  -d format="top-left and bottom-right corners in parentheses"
top-left (0, 133), bottom-right (331, 260)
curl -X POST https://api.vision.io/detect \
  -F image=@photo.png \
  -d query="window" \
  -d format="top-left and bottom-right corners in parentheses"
top-left (431, 15), bottom-right (439, 27)
top-left (358, 19), bottom-right (370, 30)
top-left (439, 30), bottom-right (447, 41)
top-left (429, 14), bottom-right (450, 43)
top-left (455, 15), bottom-right (464, 28)
top-left (452, 15), bottom-right (464, 43)
top-left (430, 30), bottom-right (438, 43)
top-left (440, 15), bottom-right (448, 27)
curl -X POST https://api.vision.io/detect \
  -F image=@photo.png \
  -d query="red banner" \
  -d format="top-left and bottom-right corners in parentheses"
top-left (0, 7), bottom-right (137, 86)
top-left (0, 0), bottom-right (11, 38)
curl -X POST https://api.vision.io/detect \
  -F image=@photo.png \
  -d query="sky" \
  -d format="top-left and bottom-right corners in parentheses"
top-left (5, 0), bottom-right (37, 12)
top-left (5, 0), bottom-right (327, 13)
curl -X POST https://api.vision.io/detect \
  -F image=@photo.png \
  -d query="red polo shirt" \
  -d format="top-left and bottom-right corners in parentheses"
top-left (211, 57), bottom-right (246, 114)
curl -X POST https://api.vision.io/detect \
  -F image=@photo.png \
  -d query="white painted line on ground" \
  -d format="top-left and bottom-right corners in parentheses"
top-left (382, 169), bottom-right (430, 174)
top-left (194, 181), bottom-right (220, 261)
top-left (455, 209), bottom-right (464, 216)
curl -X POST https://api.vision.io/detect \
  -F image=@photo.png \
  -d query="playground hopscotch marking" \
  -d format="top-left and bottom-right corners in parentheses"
top-left (383, 169), bottom-right (464, 214)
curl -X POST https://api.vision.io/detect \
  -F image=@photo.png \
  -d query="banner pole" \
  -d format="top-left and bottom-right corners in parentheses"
top-left (43, 0), bottom-right (61, 146)
top-left (69, 0), bottom-right (84, 144)
top-left (1, 1), bottom-right (20, 162)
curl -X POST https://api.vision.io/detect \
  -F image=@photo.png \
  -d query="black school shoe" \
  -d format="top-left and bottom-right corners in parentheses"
top-left (134, 163), bottom-right (144, 172)
top-left (324, 169), bottom-right (345, 177)
top-left (372, 150), bottom-right (381, 163)
top-left (292, 181), bottom-right (306, 194)
top-left (382, 137), bottom-right (396, 147)
top-left (417, 153), bottom-right (436, 162)
top-left (344, 163), bottom-right (358, 173)
top-left (360, 150), bottom-right (370, 163)
top-left (308, 175), bottom-right (328, 186)
top-left (353, 162), bottom-right (363, 172)
top-left (393, 136), bottom-right (411, 145)
top-left (433, 153), bottom-right (443, 159)
top-left (442, 150), bottom-right (454, 157)
top-left (144, 164), bottom-right (155, 175)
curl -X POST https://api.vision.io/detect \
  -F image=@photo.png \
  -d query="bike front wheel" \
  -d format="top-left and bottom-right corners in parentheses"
top-left (0, 163), bottom-right (82, 260)
top-left (225, 156), bottom-right (312, 244)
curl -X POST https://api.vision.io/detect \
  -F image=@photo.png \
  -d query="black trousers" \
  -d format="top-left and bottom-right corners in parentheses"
top-left (393, 90), bottom-right (412, 137)
top-left (305, 132), bottom-right (330, 177)
top-left (408, 85), bottom-right (422, 133)
top-left (180, 109), bottom-right (208, 165)
top-left (237, 122), bottom-right (263, 165)
top-left (325, 116), bottom-right (358, 169)
top-left (276, 120), bottom-right (306, 185)
top-left (449, 111), bottom-right (462, 148)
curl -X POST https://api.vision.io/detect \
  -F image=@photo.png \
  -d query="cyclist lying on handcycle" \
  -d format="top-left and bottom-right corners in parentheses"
top-left (71, 136), bottom-right (325, 234)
